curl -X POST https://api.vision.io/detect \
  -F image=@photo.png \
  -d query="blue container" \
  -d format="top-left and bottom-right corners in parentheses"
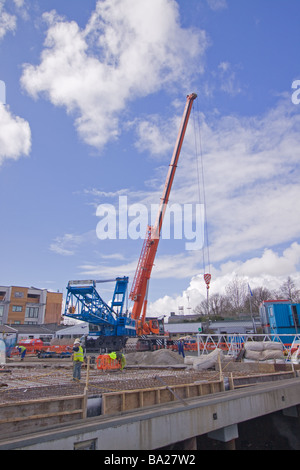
top-left (260, 301), bottom-right (300, 344)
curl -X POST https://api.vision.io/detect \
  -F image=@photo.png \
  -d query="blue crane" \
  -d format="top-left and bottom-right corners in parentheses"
top-left (64, 277), bottom-right (136, 351)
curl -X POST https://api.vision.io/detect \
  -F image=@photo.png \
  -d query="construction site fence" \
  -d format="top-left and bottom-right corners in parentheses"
top-left (96, 355), bottom-right (122, 371)
top-left (5, 333), bottom-right (300, 361)
top-left (9, 344), bottom-right (72, 357)
top-left (180, 333), bottom-right (300, 359)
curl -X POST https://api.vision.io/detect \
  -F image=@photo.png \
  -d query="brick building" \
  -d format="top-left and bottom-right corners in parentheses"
top-left (0, 286), bottom-right (63, 325)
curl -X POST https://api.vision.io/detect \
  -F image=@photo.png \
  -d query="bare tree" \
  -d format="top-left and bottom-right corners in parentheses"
top-left (193, 276), bottom-right (300, 322)
top-left (209, 293), bottom-right (231, 316)
top-left (277, 276), bottom-right (300, 302)
top-left (244, 286), bottom-right (273, 313)
top-left (225, 276), bottom-right (248, 314)
top-left (194, 298), bottom-right (209, 317)
top-left (194, 293), bottom-right (232, 318)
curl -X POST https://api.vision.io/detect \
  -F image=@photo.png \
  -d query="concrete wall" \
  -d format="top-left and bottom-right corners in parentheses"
top-left (1, 377), bottom-right (300, 450)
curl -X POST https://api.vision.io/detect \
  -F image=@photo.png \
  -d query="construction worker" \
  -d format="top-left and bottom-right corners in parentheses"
top-left (178, 339), bottom-right (185, 358)
top-left (116, 351), bottom-right (126, 371)
top-left (72, 338), bottom-right (84, 381)
top-left (17, 344), bottom-right (27, 361)
top-left (107, 351), bottom-right (126, 370)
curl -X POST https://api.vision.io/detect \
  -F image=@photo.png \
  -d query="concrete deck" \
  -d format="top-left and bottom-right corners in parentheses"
top-left (0, 377), bottom-right (300, 450)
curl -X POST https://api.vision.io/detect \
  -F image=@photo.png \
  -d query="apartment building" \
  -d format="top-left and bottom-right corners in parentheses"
top-left (0, 286), bottom-right (63, 325)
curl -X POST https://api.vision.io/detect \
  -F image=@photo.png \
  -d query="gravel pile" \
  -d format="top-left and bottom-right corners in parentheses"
top-left (125, 349), bottom-right (185, 366)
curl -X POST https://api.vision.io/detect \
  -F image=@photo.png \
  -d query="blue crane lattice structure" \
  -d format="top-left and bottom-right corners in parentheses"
top-left (64, 277), bottom-right (136, 351)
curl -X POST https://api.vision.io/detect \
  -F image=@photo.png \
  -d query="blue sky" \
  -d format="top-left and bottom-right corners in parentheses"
top-left (0, 0), bottom-right (300, 318)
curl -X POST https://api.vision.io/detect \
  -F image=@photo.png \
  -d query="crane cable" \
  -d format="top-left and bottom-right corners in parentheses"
top-left (192, 100), bottom-right (211, 294)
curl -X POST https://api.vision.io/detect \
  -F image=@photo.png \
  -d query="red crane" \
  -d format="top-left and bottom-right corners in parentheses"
top-left (129, 93), bottom-right (197, 335)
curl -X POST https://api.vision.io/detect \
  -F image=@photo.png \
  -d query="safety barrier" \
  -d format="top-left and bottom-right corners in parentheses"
top-left (96, 354), bottom-right (122, 371)
top-left (10, 344), bottom-right (72, 357)
top-left (180, 334), bottom-right (300, 359)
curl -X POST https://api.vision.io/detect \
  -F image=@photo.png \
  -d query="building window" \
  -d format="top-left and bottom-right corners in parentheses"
top-left (12, 305), bottom-right (23, 312)
top-left (25, 307), bottom-right (39, 318)
top-left (14, 291), bottom-right (24, 298)
top-left (0, 305), bottom-right (3, 317)
top-left (27, 294), bottom-right (40, 300)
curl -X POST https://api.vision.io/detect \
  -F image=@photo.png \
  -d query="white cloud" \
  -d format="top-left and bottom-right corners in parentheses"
top-left (134, 116), bottom-right (174, 157)
top-left (149, 252), bottom-right (202, 279)
top-left (125, 96), bottom-right (300, 315)
top-left (216, 243), bottom-right (300, 279)
top-left (13, 0), bottom-right (25, 8)
top-left (217, 61), bottom-right (242, 96)
top-left (199, 100), bottom-right (300, 264)
top-left (78, 250), bottom-right (201, 284)
top-left (50, 231), bottom-right (95, 256)
top-left (0, 104), bottom-right (31, 164)
top-left (100, 253), bottom-right (126, 261)
top-left (21, 0), bottom-right (207, 150)
top-left (147, 243), bottom-right (300, 317)
top-left (79, 259), bottom-right (138, 280)
top-left (206, 0), bottom-right (227, 11)
top-left (134, 97), bottom-right (300, 265)
top-left (50, 234), bottom-right (80, 256)
top-left (0, 0), bottom-right (16, 40)
top-left (0, 0), bottom-right (28, 40)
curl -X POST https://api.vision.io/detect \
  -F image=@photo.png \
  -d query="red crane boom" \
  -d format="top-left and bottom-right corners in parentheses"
top-left (129, 93), bottom-right (197, 335)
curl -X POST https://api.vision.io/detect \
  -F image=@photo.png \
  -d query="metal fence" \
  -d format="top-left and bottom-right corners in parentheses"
top-left (193, 333), bottom-right (300, 359)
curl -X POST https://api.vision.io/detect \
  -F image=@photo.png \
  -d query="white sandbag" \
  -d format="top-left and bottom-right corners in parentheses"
top-left (193, 349), bottom-right (223, 370)
top-left (261, 349), bottom-right (285, 361)
top-left (244, 349), bottom-right (262, 361)
top-left (244, 341), bottom-right (264, 351)
top-left (262, 342), bottom-right (283, 351)
top-left (184, 356), bottom-right (194, 365)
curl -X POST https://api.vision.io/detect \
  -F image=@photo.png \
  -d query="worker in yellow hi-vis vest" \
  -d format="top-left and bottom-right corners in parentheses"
top-left (17, 345), bottom-right (27, 361)
top-left (72, 338), bottom-right (84, 381)
top-left (109, 351), bottom-right (126, 370)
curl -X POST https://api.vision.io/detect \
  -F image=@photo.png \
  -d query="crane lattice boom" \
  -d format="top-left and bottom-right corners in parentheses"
top-left (129, 93), bottom-right (197, 332)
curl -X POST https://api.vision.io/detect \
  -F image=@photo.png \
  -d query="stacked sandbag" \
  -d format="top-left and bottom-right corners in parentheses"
top-left (261, 342), bottom-right (285, 361)
top-left (190, 348), bottom-right (224, 370)
top-left (184, 356), bottom-right (194, 365)
top-left (244, 341), bottom-right (285, 363)
top-left (243, 341), bottom-right (264, 361)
